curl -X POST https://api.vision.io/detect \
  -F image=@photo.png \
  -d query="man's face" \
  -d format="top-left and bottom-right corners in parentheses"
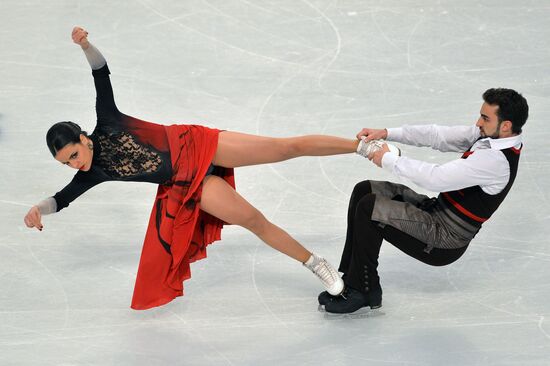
top-left (476, 102), bottom-right (501, 138)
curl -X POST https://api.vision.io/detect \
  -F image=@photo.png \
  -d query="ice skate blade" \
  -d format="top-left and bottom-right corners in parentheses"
top-left (323, 303), bottom-right (382, 315)
top-left (322, 305), bottom-right (384, 319)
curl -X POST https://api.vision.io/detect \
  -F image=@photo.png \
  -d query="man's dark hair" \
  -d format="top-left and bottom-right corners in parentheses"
top-left (46, 121), bottom-right (88, 157)
top-left (482, 88), bottom-right (528, 134)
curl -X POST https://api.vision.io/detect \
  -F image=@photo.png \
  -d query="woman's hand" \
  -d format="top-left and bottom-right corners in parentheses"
top-left (356, 128), bottom-right (388, 141)
top-left (71, 26), bottom-right (90, 49)
top-left (369, 143), bottom-right (390, 168)
top-left (24, 206), bottom-right (43, 231)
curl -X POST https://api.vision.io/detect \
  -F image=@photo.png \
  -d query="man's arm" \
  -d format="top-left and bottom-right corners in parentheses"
top-left (381, 149), bottom-right (510, 194)
top-left (357, 124), bottom-right (480, 153)
top-left (387, 124), bottom-right (480, 152)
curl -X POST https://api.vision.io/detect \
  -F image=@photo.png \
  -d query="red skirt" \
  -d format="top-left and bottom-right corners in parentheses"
top-left (131, 124), bottom-right (235, 310)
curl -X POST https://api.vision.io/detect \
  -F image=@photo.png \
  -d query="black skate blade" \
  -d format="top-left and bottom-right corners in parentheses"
top-left (319, 304), bottom-right (384, 319)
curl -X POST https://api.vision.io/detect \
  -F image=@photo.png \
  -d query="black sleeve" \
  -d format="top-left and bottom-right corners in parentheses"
top-left (52, 172), bottom-right (103, 212)
top-left (93, 64), bottom-right (121, 123)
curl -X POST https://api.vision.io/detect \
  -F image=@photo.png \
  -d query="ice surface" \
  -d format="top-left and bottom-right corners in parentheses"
top-left (1, 1), bottom-right (550, 365)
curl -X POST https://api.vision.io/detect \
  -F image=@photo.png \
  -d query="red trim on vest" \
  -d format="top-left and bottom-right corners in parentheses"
top-left (462, 151), bottom-right (474, 158)
top-left (442, 192), bottom-right (488, 223)
top-left (511, 146), bottom-right (522, 155)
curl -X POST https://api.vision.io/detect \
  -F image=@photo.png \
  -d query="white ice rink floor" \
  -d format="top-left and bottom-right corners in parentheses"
top-left (1, 1), bottom-right (550, 365)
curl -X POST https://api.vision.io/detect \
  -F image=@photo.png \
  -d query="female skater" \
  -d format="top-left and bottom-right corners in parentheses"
top-left (23, 27), bottom-right (359, 310)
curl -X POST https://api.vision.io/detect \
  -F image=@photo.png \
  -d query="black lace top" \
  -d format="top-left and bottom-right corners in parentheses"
top-left (94, 131), bottom-right (163, 178)
top-left (52, 65), bottom-right (173, 211)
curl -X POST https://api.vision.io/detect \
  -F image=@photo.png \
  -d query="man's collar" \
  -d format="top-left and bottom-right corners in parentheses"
top-left (476, 134), bottom-right (523, 150)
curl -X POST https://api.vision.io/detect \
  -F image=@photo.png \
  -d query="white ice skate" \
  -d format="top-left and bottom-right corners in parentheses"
top-left (304, 253), bottom-right (344, 296)
top-left (356, 137), bottom-right (401, 158)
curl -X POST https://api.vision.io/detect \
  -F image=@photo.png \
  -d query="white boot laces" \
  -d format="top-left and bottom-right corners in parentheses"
top-left (312, 259), bottom-right (337, 287)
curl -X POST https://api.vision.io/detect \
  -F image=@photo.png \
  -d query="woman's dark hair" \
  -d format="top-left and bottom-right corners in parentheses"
top-left (482, 88), bottom-right (529, 134)
top-left (46, 121), bottom-right (88, 157)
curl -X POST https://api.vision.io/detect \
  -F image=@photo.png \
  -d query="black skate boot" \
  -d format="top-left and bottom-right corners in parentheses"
top-left (324, 286), bottom-right (382, 314)
top-left (318, 290), bottom-right (336, 306)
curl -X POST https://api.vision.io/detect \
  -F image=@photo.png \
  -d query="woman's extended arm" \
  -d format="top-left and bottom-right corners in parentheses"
top-left (73, 26), bottom-right (120, 121)
top-left (24, 172), bottom-right (102, 231)
top-left (72, 27), bottom-right (106, 70)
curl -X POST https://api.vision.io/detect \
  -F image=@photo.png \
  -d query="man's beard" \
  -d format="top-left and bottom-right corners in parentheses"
top-left (480, 130), bottom-right (499, 138)
top-left (480, 122), bottom-right (502, 139)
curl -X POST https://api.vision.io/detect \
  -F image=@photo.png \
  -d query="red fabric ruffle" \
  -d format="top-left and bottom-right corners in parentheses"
top-left (131, 124), bottom-right (235, 310)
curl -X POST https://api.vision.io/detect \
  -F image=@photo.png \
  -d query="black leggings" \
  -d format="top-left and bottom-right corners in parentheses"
top-left (339, 181), bottom-right (468, 293)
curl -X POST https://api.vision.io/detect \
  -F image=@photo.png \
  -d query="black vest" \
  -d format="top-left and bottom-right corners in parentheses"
top-left (437, 144), bottom-right (522, 228)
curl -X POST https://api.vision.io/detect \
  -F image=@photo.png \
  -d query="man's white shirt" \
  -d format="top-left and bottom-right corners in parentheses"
top-left (381, 124), bottom-right (522, 194)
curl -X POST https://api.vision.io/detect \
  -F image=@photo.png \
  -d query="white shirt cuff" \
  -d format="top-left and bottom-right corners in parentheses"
top-left (381, 152), bottom-right (399, 172)
top-left (386, 127), bottom-right (402, 142)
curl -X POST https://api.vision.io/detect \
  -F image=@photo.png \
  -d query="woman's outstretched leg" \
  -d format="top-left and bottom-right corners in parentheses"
top-left (212, 131), bottom-right (358, 168)
top-left (200, 175), bottom-right (344, 295)
top-left (202, 175), bottom-right (310, 262)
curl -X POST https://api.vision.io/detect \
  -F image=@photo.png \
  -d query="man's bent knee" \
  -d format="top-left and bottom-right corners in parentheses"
top-left (353, 180), bottom-right (373, 195)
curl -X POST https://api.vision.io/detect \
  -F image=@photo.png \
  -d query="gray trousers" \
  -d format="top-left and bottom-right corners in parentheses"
top-left (339, 180), bottom-right (478, 295)
top-left (370, 181), bottom-right (479, 252)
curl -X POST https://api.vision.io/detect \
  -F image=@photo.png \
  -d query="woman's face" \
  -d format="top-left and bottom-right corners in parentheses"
top-left (54, 135), bottom-right (93, 171)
